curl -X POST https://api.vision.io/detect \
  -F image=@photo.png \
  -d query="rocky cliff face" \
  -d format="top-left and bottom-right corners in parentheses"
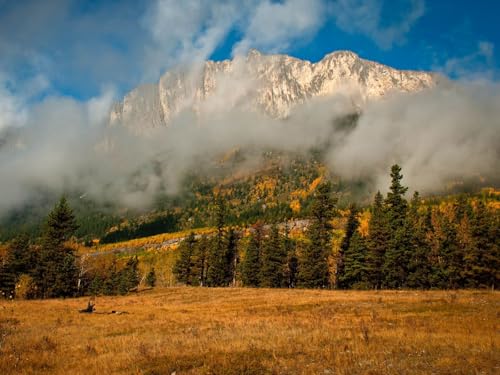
top-left (110, 50), bottom-right (437, 129)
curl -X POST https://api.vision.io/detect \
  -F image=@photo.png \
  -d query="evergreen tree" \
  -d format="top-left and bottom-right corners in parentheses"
top-left (206, 195), bottom-right (229, 287)
top-left (365, 192), bottom-right (389, 289)
top-left (0, 235), bottom-right (33, 298)
top-left (336, 204), bottom-right (359, 289)
top-left (224, 228), bottom-right (238, 286)
top-left (190, 235), bottom-right (209, 286)
top-left (241, 225), bottom-right (262, 287)
top-left (283, 223), bottom-right (298, 288)
top-left (298, 182), bottom-right (336, 288)
top-left (118, 256), bottom-right (140, 295)
top-left (382, 165), bottom-right (410, 288)
top-left (173, 232), bottom-right (197, 285)
top-left (338, 231), bottom-right (368, 289)
top-left (406, 193), bottom-right (433, 289)
top-left (464, 201), bottom-right (499, 288)
top-left (35, 197), bottom-right (79, 298)
top-left (146, 267), bottom-right (157, 287)
top-left (260, 225), bottom-right (287, 288)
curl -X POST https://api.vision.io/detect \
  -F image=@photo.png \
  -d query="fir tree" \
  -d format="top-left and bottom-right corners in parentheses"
top-left (118, 256), bottom-right (140, 295)
top-left (36, 197), bottom-right (79, 298)
top-left (406, 193), bottom-right (433, 289)
top-left (283, 223), bottom-right (298, 288)
top-left (224, 228), bottom-right (238, 286)
top-left (383, 165), bottom-right (410, 288)
top-left (173, 232), bottom-right (197, 285)
top-left (260, 225), bottom-right (287, 288)
top-left (464, 201), bottom-right (499, 288)
top-left (298, 182), bottom-right (336, 288)
top-left (338, 231), bottom-right (368, 289)
top-left (190, 235), bottom-right (209, 286)
top-left (206, 195), bottom-right (229, 287)
top-left (241, 225), bottom-right (262, 287)
top-left (0, 234), bottom-right (33, 298)
top-left (336, 203), bottom-right (359, 289)
top-left (365, 192), bottom-right (389, 289)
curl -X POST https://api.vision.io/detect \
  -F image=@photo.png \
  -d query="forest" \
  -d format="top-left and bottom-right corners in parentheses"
top-left (1, 163), bottom-right (497, 300)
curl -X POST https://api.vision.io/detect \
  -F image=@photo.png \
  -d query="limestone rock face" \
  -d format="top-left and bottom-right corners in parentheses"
top-left (110, 50), bottom-right (437, 129)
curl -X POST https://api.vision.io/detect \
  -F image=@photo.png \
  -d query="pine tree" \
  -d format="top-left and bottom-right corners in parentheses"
top-left (382, 165), bottom-right (410, 288)
top-left (190, 235), bottom-right (209, 286)
top-left (0, 235), bottom-right (33, 298)
top-left (173, 232), bottom-right (197, 285)
top-left (36, 197), bottom-right (79, 298)
top-left (336, 204), bottom-right (359, 289)
top-left (365, 192), bottom-right (389, 289)
top-left (146, 267), bottom-right (157, 287)
top-left (206, 195), bottom-right (229, 287)
top-left (338, 231), bottom-right (368, 289)
top-left (406, 193), bottom-right (433, 289)
top-left (464, 201), bottom-right (499, 288)
top-left (118, 256), bottom-right (140, 295)
top-left (298, 182), bottom-right (336, 288)
top-left (224, 228), bottom-right (238, 286)
top-left (241, 225), bottom-right (262, 287)
top-left (283, 223), bottom-right (298, 288)
top-left (260, 225), bottom-right (287, 288)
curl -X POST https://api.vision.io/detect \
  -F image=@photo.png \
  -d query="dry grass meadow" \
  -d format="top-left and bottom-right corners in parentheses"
top-left (0, 288), bottom-right (498, 374)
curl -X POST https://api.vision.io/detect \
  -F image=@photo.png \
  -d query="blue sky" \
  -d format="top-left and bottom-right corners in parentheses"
top-left (0, 0), bottom-right (498, 102)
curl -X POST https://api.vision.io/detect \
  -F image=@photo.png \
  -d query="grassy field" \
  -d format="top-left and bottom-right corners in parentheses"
top-left (0, 289), bottom-right (498, 374)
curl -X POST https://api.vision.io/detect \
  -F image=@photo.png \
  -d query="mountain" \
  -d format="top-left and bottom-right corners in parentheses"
top-left (109, 50), bottom-right (438, 130)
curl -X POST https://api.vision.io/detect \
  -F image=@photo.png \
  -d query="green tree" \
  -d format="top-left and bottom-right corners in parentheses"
top-left (283, 223), bottom-right (298, 288)
top-left (190, 235), bottom-right (209, 286)
top-left (365, 192), bottom-right (389, 289)
top-left (241, 225), bottom-right (263, 287)
top-left (118, 256), bottom-right (140, 295)
top-left (336, 204), bottom-right (359, 289)
top-left (406, 193), bottom-right (433, 289)
top-left (298, 182), bottom-right (336, 288)
top-left (206, 195), bottom-right (229, 287)
top-left (338, 231), bottom-right (368, 289)
top-left (260, 225), bottom-right (287, 288)
top-left (383, 165), bottom-right (411, 288)
top-left (173, 232), bottom-right (197, 285)
top-left (36, 197), bottom-right (79, 298)
top-left (0, 235), bottom-right (34, 298)
top-left (463, 201), bottom-right (499, 288)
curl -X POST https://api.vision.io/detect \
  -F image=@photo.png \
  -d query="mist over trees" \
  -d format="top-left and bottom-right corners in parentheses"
top-left (172, 165), bottom-right (499, 290)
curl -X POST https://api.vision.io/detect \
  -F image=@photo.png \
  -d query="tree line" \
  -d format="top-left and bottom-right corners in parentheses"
top-left (0, 197), bottom-right (156, 299)
top-left (174, 165), bottom-right (499, 289)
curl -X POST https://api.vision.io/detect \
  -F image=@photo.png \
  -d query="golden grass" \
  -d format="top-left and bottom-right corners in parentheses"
top-left (0, 289), bottom-right (498, 374)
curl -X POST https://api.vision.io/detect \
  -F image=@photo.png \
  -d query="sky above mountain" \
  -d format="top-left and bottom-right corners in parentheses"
top-left (0, 0), bottom-right (497, 104)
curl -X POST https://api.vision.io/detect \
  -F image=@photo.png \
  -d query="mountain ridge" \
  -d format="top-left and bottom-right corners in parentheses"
top-left (110, 49), bottom-right (439, 130)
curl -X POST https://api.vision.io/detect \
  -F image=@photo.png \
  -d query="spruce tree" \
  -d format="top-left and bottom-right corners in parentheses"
top-left (36, 197), bottom-right (79, 298)
top-left (241, 226), bottom-right (262, 287)
top-left (0, 235), bottom-right (33, 298)
top-left (190, 234), bottom-right (209, 286)
top-left (173, 232), bottom-right (197, 285)
top-left (338, 231), bottom-right (368, 289)
top-left (298, 182), bottom-right (336, 288)
top-left (260, 225), bottom-right (287, 288)
top-left (406, 193), bottom-right (433, 289)
top-left (365, 192), bottom-right (389, 289)
top-left (382, 165), bottom-right (410, 288)
top-left (206, 195), bottom-right (229, 287)
top-left (336, 204), bottom-right (359, 289)
top-left (464, 201), bottom-right (499, 288)
top-left (283, 223), bottom-right (298, 288)
top-left (224, 228), bottom-right (238, 286)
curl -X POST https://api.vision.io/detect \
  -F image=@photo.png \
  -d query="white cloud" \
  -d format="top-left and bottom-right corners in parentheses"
top-left (440, 41), bottom-right (496, 80)
top-left (232, 0), bottom-right (327, 56)
top-left (331, 0), bottom-right (425, 50)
